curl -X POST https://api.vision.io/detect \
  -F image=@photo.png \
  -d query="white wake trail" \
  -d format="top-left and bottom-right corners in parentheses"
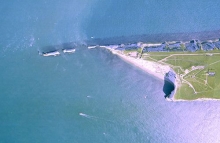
top-left (79, 113), bottom-right (114, 123)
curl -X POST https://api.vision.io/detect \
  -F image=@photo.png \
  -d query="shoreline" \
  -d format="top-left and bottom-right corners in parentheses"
top-left (102, 47), bottom-right (179, 100)
top-left (106, 47), bottom-right (170, 80)
top-left (172, 98), bottom-right (220, 102)
top-left (86, 35), bottom-right (220, 101)
top-left (83, 29), bottom-right (220, 46)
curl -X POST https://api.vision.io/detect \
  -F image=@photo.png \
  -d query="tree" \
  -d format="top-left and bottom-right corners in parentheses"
top-left (180, 44), bottom-right (186, 51)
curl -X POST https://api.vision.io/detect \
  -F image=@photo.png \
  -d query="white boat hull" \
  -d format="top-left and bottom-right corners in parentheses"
top-left (42, 51), bottom-right (60, 56)
top-left (63, 49), bottom-right (76, 53)
top-left (88, 46), bottom-right (97, 49)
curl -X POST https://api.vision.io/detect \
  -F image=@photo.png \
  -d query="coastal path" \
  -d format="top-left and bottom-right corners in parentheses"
top-left (158, 53), bottom-right (220, 62)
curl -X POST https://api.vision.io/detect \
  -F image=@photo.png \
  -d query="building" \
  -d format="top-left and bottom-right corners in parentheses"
top-left (143, 43), bottom-right (167, 52)
top-left (168, 42), bottom-right (183, 51)
top-left (208, 72), bottom-right (215, 76)
top-left (201, 42), bottom-right (215, 51)
top-left (185, 40), bottom-right (200, 52)
top-left (213, 41), bottom-right (220, 49)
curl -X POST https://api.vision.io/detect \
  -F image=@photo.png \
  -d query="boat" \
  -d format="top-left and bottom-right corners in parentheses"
top-left (88, 46), bottom-right (97, 49)
top-left (63, 48), bottom-right (76, 53)
top-left (39, 50), bottom-right (60, 56)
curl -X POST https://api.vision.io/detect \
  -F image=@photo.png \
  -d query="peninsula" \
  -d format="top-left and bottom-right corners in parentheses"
top-left (90, 38), bottom-right (220, 101)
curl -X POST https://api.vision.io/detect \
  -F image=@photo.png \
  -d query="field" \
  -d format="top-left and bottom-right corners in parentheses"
top-left (141, 51), bottom-right (220, 100)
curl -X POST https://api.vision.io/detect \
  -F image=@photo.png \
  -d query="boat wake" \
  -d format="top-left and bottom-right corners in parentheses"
top-left (79, 113), bottom-right (114, 123)
top-left (79, 113), bottom-right (90, 118)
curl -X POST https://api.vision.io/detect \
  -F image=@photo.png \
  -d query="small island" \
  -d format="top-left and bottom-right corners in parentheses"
top-left (90, 38), bottom-right (220, 101)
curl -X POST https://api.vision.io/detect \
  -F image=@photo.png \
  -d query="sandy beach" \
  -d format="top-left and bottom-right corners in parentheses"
top-left (106, 48), bottom-right (170, 80)
top-left (102, 47), bottom-right (181, 101)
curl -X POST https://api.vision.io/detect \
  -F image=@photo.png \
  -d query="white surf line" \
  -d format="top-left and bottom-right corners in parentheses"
top-left (79, 113), bottom-right (114, 123)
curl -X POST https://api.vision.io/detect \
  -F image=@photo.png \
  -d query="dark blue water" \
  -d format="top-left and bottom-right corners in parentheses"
top-left (1, 1), bottom-right (220, 143)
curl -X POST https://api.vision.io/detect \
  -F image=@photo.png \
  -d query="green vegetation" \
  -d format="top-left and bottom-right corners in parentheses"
top-left (124, 48), bottom-right (142, 53)
top-left (123, 49), bottom-right (137, 54)
top-left (143, 54), bottom-right (168, 61)
top-left (143, 51), bottom-right (220, 100)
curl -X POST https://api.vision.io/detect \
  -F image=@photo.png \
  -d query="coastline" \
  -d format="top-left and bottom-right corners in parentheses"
top-left (83, 30), bottom-right (220, 46)
top-left (172, 98), bottom-right (220, 102)
top-left (94, 36), bottom-right (220, 101)
top-left (102, 46), bottom-right (179, 100)
top-left (105, 47), bottom-right (170, 80)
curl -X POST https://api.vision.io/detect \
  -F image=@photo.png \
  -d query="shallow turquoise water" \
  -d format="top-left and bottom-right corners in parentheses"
top-left (1, 1), bottom-right (220, 143)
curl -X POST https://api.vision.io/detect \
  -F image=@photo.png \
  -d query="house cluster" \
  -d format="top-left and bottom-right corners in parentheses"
top-left (142, 38), bottom-right (220, 53)
top-left (142, 41), bottom-right (186, 52)
top-left (102, 38), bottom-right (220, 53)
top-left (143, 42), bottom-right (167, 52)
top-left (185, 40), bottom-right (200, 52)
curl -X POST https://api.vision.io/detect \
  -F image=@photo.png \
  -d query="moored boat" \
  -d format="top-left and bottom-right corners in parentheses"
top-left (88, 46), bottom-right (97, 49)
top-left (39, 50), bottom-right (60, 56)
top-left (63, 48), bottom-right (76, 53)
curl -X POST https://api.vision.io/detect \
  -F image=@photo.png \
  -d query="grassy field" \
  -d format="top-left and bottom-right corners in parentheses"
top-left (139, 51), bottom-right (220, 100)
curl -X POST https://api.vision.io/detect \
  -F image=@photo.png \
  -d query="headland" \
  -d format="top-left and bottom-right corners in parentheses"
top-left (40, 30), bottom-right (220, 101)
top-left (88, 36), bottom-right (220, 101)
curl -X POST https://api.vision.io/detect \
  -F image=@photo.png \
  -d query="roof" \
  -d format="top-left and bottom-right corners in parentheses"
top-left (202, 42), bottom-right (215, 51)
top-left (185, 42), bottom-right (199, 52)
top-left (213, 41), bottom-right (220, 49)
top-left (143, 44), bottom-right (166, 52)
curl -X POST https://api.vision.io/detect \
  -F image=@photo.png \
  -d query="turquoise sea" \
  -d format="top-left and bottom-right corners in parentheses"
top-left (1, 1), bottom-right (220, 142)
